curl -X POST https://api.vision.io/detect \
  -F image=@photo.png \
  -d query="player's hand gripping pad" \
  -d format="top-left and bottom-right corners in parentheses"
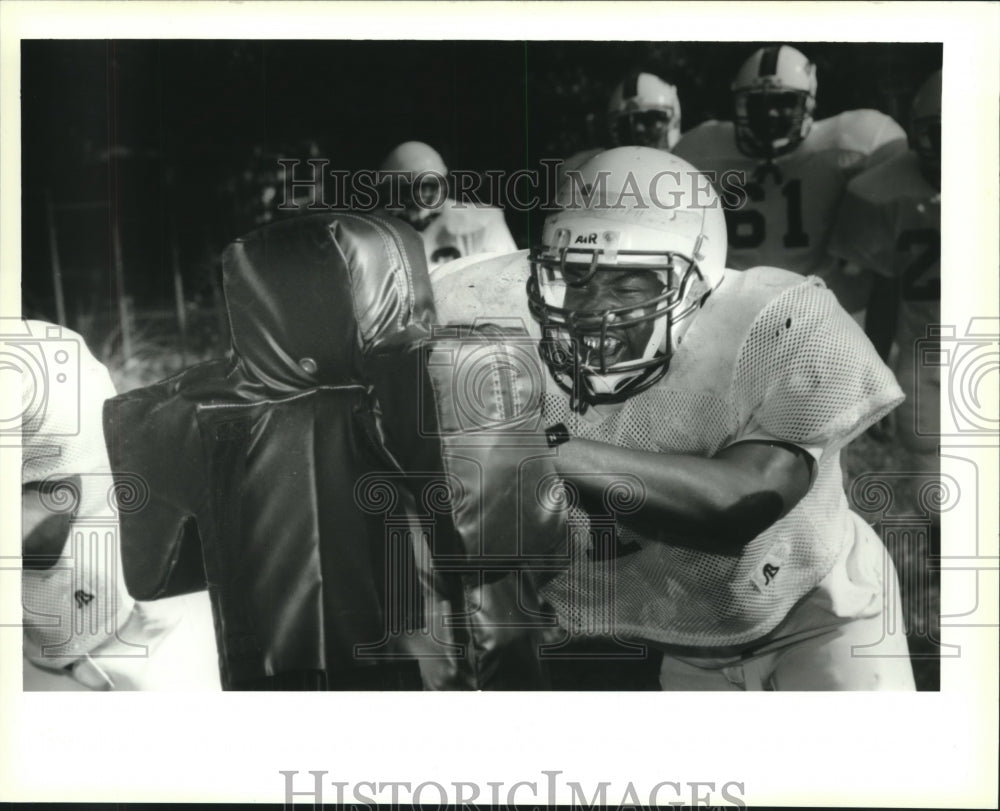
top-left (370, 323), bottom-right (568, 689)
top-left (104, 212), bottom-right (435, 689)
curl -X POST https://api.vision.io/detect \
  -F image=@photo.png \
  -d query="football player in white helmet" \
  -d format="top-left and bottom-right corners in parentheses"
top-left (531, 146), bottom-right (717, 412)
top-left (731, 44), bottom-right (817, 160)
top-left (608, 71), bottom-right (682, 152)
top-left (674, 45), bottom-right (907, 298)
top-left (829, 70), bottom-right (942, 468)
top-left (379, 141), bottom-right (516, 270)
top-left (560, 71), bottom-right (682, 189)
top-left (432, 146), bottom-right (916, 690)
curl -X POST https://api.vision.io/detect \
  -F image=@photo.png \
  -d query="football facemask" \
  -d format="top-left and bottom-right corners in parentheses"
top-left (731, 46), bottom-right (817, 160)
top-left (607, 72), bottom-right (682, 152)
top-left (734, 89), bottom-right (812, 159)
top-left (528, 238), bottom-right (707, 412)
top-left (611, 109), bottom-right (679, 150)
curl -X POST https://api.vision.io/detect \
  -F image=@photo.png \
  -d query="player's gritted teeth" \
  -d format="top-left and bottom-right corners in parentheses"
top-left (579, 332), bottom-right (629, 366)
top-left (563, 270), bottom-right (662, 368)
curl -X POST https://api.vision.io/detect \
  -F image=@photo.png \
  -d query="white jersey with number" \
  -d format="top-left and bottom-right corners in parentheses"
top-left (419, 198), bottom-right (517, 270)
top-left (674, 110), bottom-right (906, 278)
top-left (18, 319), bottom-right (134, 669)
top-left (431, 254), bottom-right (904, 649)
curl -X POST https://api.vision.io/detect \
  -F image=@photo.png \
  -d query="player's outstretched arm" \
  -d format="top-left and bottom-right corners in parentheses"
top-left (550, 437), bottom-right (815, 552)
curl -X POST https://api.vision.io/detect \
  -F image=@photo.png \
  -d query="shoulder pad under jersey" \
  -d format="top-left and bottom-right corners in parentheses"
top-left (808, 110), bottom-right (906, 161)
top-left (836, 109), bottom-right (906, 155)
top-left (731, 271), bottom-right (903, 450)
top-left (440, 199), bottom-right (506, 236)
top-left (844, 149), bottom-right (934, 205)
top-left (672, 267), bottom-right (810, 367)
top-left (673, 120), bottom-right (737, 170)
top-left (714, 266), bottom-right (809, 311)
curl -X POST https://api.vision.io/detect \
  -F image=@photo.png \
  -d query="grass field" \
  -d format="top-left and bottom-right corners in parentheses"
top-left (94, 308), bottom-right (941, 691)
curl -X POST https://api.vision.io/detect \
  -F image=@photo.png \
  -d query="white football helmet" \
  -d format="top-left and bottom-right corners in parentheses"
top-left (528, 147), bottom-right (726, 411)
top-left (608, 72), bottom-right (682, 151)
top-left (381, 140), bottom-right (448, 176)
top-left (732, 45), bottom-right (817, 159)
top-left (910, 69), bottom-right (941, 185)
top-left (379, 141), bottom-right (449, 231)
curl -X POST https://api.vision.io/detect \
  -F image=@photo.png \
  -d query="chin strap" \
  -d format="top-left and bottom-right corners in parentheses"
top-left (584, 369), bottom-right (634, 397)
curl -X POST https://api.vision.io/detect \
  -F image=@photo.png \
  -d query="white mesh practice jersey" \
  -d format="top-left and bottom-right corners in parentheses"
top-left (431, 256), bottom-right (904, 648)
top-left (673, 110), bottom-right (907, 278)
top-left (828, 149), bottom-right (941, 357)
top-left (18, 319), bottom-right (133, 668)
top-left (419, 199), bottom-right (517, 270)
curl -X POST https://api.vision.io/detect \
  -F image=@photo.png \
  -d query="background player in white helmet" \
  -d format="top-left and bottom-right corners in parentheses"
top-left (432, 147), bottom-right (916, 690)
top-left (674, 45), bottom-right (907, 306)
top-left (17, 319), bottom-right (218, 690)
top-left (560, 71), bottom-right (682, 186)
top-left (829, 70), bottom-right (942, 469)
top-left (608, 71), bottom-right (682, 152)
top-left (379, 140), bottom-right (516, 270)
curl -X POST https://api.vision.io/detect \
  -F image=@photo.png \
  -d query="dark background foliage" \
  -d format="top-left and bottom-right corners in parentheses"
top-left (21, 39), bottom-right (941, 323)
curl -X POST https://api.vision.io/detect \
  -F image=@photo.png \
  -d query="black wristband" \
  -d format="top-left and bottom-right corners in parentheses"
top-left (545, 422), bottom-right (571, 448)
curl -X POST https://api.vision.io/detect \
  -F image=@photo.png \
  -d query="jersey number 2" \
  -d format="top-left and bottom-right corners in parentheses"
top-left (726, 179), bottom-right (810, 250)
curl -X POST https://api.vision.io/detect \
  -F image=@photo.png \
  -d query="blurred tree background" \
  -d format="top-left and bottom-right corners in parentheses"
top-left (22, 39), bottom-right (940, 351)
